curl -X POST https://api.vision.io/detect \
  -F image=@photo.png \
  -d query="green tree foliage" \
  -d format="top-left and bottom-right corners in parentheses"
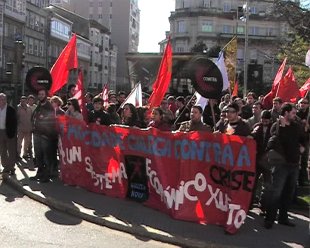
top-left (277, 35), bottom-right (309, 86)
top-left (190, 41), bottom-right (208, 53)
top-left (274, 1), bottom-right (310, 85)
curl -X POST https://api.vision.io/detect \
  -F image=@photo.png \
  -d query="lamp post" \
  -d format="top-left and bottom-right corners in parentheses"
top-left (243, 1), bottom-right (249, 98)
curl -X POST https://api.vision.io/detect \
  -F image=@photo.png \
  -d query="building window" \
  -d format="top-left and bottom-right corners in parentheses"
top-left (28, 38), bottom-right (33, 54)
top-left (177, 20), bottom-right (186, 33)
top-left (203, 0), bottom-right (211, 8)
top-left (202, 21), bottom-right (213, 32)
top-left (267, 27), bottom-right (274, 36)
top-left (237, 26), bottom-right (245, 34)
top-left (249, 26), bottom-right (259, 35)
top-left (176, 47), bottom-right (184, 52)
top-left (223, 2), bottom-right (231, 12)
top-left (223, 25), bottom-right (231, 34)
top-left (250, 6), bottom-right (257, 14)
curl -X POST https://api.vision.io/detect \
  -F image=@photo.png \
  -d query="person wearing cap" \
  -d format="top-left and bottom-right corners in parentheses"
top-left (251, 110), bottom-right (273, 213)
top-left (108, 91), bottom-right (117, 104)
top-left (168, 96), bottom-right (177, 114)
top-left (27, 94), bottom-right (37, 113)
top-left (219, 102), bottom-right (251, 136)
top-left (17, 96), bottom-right (33, 159)
top-left (88, 96), bottom-right (111, 126)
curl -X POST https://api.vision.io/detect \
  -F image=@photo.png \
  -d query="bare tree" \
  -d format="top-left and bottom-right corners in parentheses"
top-left (274, 0), bottom-right (310, 40)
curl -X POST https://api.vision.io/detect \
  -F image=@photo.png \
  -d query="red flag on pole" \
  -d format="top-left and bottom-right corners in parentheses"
top-left (299, 77), bottom-right (310, 97)
top-left (73, 70), bottom-right (88, 122)
top-left (148, 38), bottom-right (172, 110)
top-left (262, 57), bottom-right (287, 109)
top-left (101, 84), bottom-right (109, 109)
top-left (232, 81), bottom-right (238, 97)
top-left (276, 67), bottom-right (300, 102)
top-left (49, 34), bottom-right (78, 96)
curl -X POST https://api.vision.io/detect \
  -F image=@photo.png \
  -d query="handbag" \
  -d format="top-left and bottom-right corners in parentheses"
top-left (266, 121), bottom-right (286, 165)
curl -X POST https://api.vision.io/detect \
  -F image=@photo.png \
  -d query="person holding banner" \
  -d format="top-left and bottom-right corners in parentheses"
top-left (88, 96), bottom-right (111, 126)
top-left (178, 106), bottom-right (211, 132)
top-left (219, 102), bottom-right (251, 137)
top-left (121, 103), bottom-right (139, 127)
top-left (148, 107), bottom-right (172, 131)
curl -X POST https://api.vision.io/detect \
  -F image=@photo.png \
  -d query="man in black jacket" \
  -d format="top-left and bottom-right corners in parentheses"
top-left (88, 96), bottom-right (111, 126)
top-left (264, 103), bottom-right (306, 229)
top-left (0, 93), bottom-right (17, 175)
top-left (31, 89), bottom-right (57, 182)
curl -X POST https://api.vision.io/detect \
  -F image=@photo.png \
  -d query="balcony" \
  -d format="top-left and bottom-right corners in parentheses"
top-left (173, 32), bottom-right (190, 39)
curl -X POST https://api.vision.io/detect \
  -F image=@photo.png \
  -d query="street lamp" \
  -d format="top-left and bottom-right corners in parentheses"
top-left (242, 1), bottom-right (249, 98)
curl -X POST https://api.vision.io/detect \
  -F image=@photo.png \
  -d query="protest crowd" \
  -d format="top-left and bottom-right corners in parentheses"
top-left (0, 85), bottom-right (309, 230)
top-left (0, 34), bottom-right (309, 232)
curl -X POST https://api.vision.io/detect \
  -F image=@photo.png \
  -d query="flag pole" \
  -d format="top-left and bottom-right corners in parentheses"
top-left (220, 36), bottom-right (237, 54)
top-left (117, 82), bottom-right (140, 112)
top-left (173, 93), bottom-right (196, 127)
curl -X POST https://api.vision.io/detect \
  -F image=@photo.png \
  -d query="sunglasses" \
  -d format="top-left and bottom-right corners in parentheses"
top-left (67, 102), bottom-right (72, 105)
top-left (300, 102), bottom-right (309, 104)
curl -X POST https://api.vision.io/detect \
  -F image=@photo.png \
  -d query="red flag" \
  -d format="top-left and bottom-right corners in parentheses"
top-left (148, 38), bottom-right (172, 109)
top-left (73, 70), bottom-right (88, 122)
top-left (49, 34), bottom-right (78, 95)
top-left (232, 81), bottom-right (238, 97)
top-left (263, 57), bottom-right (287, 109)
top-left (277, 67), bottom-right (300, 102)
top-left (299, 77), bottom-right (310, 97)
top-left (101, 84), bottom-right (109, 109)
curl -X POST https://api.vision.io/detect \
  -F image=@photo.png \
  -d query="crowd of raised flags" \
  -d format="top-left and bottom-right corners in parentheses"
top-left (47, 33), bottom-right (309, 121)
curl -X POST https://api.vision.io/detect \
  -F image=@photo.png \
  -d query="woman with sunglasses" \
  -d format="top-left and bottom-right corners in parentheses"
top-left (65, 98), bottom-right (83, 120)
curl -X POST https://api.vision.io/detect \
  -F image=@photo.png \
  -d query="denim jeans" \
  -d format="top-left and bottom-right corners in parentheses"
top-left (265, 163), bottom-right (299, 223)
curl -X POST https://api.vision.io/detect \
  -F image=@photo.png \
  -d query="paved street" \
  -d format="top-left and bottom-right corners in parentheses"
top-left (0, 159), bottom-right (308, 248)
top-left (0, 182), bottom-right (176, 248)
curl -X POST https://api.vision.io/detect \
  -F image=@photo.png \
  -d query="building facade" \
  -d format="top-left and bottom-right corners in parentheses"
top-left (1, 0), bottom-right (26, 100)
top-left (24, 0), bottom-right (49, 84)
top-left (62, 0), bottom-right (139, 92)
top-left (164, 0), bottom-right (291, 93)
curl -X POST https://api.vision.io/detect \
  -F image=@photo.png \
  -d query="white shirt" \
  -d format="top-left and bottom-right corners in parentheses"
top-left (0, 104), bottom-right (7, 129)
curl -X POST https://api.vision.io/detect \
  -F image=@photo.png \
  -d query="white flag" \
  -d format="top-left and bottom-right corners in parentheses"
top-left (305, 49), bottom-right (310, 67)
top-left (216, 52), bottom-right (230, 92)
top-left (194, 91), bottom-right (208, 111)
top-left (120, 83), bottom-right (142, 108)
